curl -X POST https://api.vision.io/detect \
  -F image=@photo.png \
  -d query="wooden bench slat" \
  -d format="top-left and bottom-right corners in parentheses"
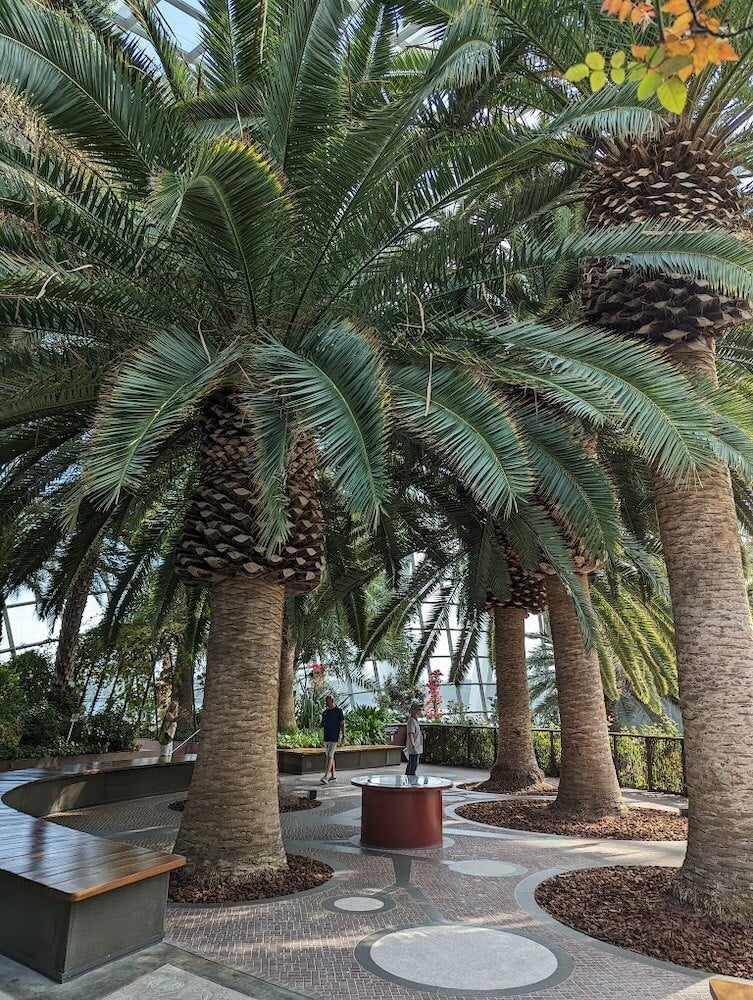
top-left (0, 757), bottom-right (185, 901)
top-left (710, 979), bottom-right (753, 1000)
top-left (49, 855), bottom-right (185, 900)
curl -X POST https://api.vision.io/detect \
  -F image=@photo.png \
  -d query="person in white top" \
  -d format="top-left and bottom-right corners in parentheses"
top-left (159, 700), bottom-right (180, 758)
top-left (405, 703), bottom-right (424, 775)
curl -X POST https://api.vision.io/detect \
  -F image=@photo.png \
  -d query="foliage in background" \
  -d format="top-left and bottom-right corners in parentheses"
top-left (423, 669), bottom-right (444, 720)
top-left (0, 649), bottom-right (137, 758)
top-left (278, 706), bottom-right (392, 748)
top-left (566, 0), bottom-right (741, 111)
top-left (377, 662), bottom-right (425, 719)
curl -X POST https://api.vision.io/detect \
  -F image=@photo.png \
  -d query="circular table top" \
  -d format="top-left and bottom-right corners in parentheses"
top-left (351, 774), bottom-right (453, 791)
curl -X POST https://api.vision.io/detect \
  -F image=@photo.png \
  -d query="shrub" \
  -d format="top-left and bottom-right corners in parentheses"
top-left (18, 704), bottom-right (68, 747)
top-left (78, 710), bottom-right (137, 753)
top-left (277, 728), bottom-right (323, 748)
top-left (377, 665), bottom-right (423, 718)
top-left (345, 705), bottom-right (391, 745)
top-left (0, 721), bottom-right (22, 759)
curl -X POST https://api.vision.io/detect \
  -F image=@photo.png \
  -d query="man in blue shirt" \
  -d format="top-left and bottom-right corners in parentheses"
top-left (321, 695), bottom-right (346, 784)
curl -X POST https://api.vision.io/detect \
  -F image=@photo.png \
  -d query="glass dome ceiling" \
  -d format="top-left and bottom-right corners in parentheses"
top-left (113, 0), bottom-right (433, 67)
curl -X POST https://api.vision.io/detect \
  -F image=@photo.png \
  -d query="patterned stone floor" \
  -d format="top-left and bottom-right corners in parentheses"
top-left (2, 763), bottom-right (750, 1000)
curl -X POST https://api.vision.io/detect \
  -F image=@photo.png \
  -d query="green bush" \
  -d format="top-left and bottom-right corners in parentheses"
top-left (345, 705), bottom-right (391, 745)
top-left (0, 721), bottom-right (22, 759)
top-left (18, 704), bottom-right (69, 748)
top-left (277, 728), bottom-right (323, 748)
top-left (78, 711), bottom-right (137, 753)
top-left (0, 689), bottom-right (137, 760)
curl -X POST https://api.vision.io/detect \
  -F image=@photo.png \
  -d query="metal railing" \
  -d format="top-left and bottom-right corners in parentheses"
top-left (420, 723), bottom-right (686, 796)
top-left (172, 730), bottom-right (201, 754)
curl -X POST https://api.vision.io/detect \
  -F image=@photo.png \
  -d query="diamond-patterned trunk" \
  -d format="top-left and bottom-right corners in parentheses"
top-left (176, 393), bottom-right (324, 593)
top-left (583, 128), bottom-right (751, 344)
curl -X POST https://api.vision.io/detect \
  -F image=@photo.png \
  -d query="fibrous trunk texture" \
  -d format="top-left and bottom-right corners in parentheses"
top-left (487, 607), bottom-right (545, 791)
top-left (278, 606), bottom-right (297, 733)
top-left (174, 578), bottom-right (287, 882)
top-left (51, 560), bottom-right (96, 713)
top-left (176, 393), bottom-right (324, 594)
top-left (546, 574), bottom-right (624, 816)
top-left (653, 344), bottom-right (753, 922)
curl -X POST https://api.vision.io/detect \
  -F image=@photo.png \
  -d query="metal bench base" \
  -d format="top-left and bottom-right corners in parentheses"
top-left (0, 869), bottom-right (170, 983)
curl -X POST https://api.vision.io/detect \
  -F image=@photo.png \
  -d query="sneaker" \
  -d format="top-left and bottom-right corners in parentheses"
top-left (320, 777), bottom-right (328, 785)
top-left (328, 775), bottom-right (337, 783)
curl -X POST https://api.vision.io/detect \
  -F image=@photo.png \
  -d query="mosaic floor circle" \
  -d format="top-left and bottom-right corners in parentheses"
top-left (333, 896), bottom-right (386, 912)
top-left (365, 924), bottom-right (560, 992)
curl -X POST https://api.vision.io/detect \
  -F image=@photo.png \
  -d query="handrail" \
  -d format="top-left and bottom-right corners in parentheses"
top-left (418, 722), bottom-right (686, 795)
top-left (172, 729), bottom-right (200, 754)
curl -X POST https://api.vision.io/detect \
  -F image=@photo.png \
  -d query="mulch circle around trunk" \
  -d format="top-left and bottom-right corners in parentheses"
top-left (169, 853), bottom-right (334, 904)
top-left (455, 799), bottom-right (687, 840)
top-left (457, 780), bottom-right (556, 795)
top-left (535, 866), bottom-right (753, 978)
top-left (168, 795), bottom-right (320, 814)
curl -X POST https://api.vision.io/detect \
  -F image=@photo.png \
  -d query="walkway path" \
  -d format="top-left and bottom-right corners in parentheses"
top-left (0, 763), bottom-right (744, 1000)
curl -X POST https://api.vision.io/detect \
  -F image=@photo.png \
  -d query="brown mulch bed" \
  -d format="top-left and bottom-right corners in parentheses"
top-left (457, 780), bottom-right (556, 795)
top-left (278, 794), bottom-right (321, 813)
top-left (455, 799), bottom-right (687, 841)
top-left (169, 853), bottom-right (333, 903)
top-left (168, 795), bottom-right (320, 814)
top-left (535, 866), bottom-right (753, 978)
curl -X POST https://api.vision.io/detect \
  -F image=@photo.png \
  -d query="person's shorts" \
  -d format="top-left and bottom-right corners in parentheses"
top-left (325, 741), bottom-right (338, 759)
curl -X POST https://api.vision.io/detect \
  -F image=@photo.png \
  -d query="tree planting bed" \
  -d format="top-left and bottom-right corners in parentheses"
top-left (455, 799), bottom-right (687, 840)
top-left (536, 866), bottom-right (753, 979)
top-left (168, 794), bottom-right (320, 814)
top-left (169, 854), bottom-right (333, 904)
top-left (457, 780), bottom-right (556, 795)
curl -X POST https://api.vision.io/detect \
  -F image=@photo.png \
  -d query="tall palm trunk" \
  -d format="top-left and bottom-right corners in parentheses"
top-left (51, 560), bottom-right (96, 713)
top-left (173, 636), bottom-right (196, 740)
top-left (546, 574), bottom-right (624, 815)
top-left (174, 578), bottom-right (287, 882)
top-left (278, 605), bottom-right (297, 732)
top-left (653, 343), bottom-right (753, 921)
top-left (486, 606), bottom-right (544, 790)
top-left (583, 127), bottom-right (753, 918)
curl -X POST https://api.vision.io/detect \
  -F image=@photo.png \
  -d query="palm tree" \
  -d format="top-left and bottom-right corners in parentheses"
top-left (50, 557), bottom-right (97, 711)
top-left (3, 0), bottom-right (753, 888)
top-left (470, 0), bottom-right (753, 917)
top-left (278, 602), bottom-right (297, 733)
top-left (485, 553), bottom-right (547, 791)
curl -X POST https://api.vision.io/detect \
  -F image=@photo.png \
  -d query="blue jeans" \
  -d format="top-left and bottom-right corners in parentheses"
top-left (405, 754), bottom-right (419, 775)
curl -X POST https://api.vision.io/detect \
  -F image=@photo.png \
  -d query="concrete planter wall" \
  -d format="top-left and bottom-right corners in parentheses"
top-left (277, 744), bottom-right (403, 775)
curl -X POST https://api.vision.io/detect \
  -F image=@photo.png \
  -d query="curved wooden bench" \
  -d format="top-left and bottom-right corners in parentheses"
top-left (0, 755), bottom-right (192, 982)
top-left (711, 980), bottom-right (753, 999)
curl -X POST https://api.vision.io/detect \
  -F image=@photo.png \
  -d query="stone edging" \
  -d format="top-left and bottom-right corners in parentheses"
top-left (168, 854), bottom-right (351, 909)
top-left (444, 801), bottom-right (684, 848)
top-left (514, 864), bottom-right (713, 981)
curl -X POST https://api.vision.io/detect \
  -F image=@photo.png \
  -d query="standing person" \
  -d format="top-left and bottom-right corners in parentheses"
top-left (321, 694), bottom-right (346, 784)
top-left (405, 703), bottom-right (423, 776)
top-left (159, 700), bottom-right (180, 759)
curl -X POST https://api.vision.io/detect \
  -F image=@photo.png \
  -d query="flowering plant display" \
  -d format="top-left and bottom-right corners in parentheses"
top-left (424, 669), bottom-right (444, 720)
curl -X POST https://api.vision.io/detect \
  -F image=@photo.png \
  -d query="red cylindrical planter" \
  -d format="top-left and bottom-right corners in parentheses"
top-left (352, 775), bottom-right (453, 849)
